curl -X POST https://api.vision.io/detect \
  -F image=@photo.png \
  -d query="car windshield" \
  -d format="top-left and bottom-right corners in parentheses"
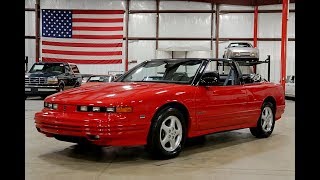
top-left (119, 60), bottom-right (203, 84)
top-left (229, 43), bottom-right (251, 48)
top-left (29, 63), bottom-right (65, 74)
top-left (88, 76), bottom-right (111, 82)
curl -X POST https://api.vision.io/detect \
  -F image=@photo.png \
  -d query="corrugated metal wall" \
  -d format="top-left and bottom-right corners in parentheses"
top-left (25, 0), bottom-right (295, 82)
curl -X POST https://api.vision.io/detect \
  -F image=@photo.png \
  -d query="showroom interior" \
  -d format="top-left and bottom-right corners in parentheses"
top-left (25, 0), bottom-right (295, 179)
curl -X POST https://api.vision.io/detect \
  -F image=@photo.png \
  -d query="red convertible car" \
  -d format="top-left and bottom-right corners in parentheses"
top-left (35, 58), bottom-right (285, 159)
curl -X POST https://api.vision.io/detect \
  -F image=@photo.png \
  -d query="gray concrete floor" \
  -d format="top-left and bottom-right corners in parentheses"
top-left (26, 98), bottom-right (295, 180)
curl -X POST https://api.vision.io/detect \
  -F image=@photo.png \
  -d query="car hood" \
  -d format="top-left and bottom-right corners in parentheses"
top-left (47, 82), bottom-right (187, 104)
top-left (25, 72), bottom-right (62, 78)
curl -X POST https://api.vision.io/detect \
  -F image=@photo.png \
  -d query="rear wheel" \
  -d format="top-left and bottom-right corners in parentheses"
top-left (250, 102), bottom-right (275, 138)
top-left (147, 107), bottom-right (187, 159)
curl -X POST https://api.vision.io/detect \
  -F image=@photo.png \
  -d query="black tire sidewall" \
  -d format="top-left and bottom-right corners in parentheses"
top-left (148, 107), bottom-right (187, 159)
top-left (59, 84), bottom-right (64, 91)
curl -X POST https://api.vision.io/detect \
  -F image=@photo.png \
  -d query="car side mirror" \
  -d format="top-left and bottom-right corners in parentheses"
top-left (199, 77), bottom-right (219, 86)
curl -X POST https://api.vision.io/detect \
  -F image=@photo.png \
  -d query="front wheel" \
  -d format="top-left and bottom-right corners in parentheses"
top-left (59, 84), bottom-right (64, 92)
top-left (250, 102), bottom-right (275, 138)
top-left (147, 107), bottom-right (187, 159)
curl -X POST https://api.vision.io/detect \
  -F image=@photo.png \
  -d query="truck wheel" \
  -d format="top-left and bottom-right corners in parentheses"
top-left (250, 102), bottom-right (275, 138)
top-left (59, 84), bottom-right (64, 92)
top-left (74, 83), bottom-right (80, 88)
top-left (147, 107), bottom-right (187, 159)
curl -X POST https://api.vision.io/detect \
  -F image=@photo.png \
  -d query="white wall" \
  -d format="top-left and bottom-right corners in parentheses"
top-left (25, 0), bottom-right (36, 8)
top-left (25, 0), bottom-right (295, 81)
top-left (219, 13), bottom-right (253, 38)
top-left (256, 3), bottom-right (295, 82)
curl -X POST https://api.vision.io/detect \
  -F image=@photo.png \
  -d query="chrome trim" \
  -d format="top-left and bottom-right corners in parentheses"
top-left (25, 85), bottom-right (59, 88)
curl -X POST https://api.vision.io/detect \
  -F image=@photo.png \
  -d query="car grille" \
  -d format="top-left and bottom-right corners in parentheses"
top-left (240, 52), bottom-right (251, 56)
top-left (25, 77), bottom-right (47, 85)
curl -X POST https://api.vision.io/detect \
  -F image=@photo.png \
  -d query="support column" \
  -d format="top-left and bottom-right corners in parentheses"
top-left (253, 6), bottom-right (258, 73)
top-left (35, 0), bottom-right (40, 62)
top-left (156, 0), bottom-right (159, 49)
top-left (280, 0), bottom-right (289, 89)
top-left (125, 0), bottom-right (130, 71)
top-left (215, 4), bottom-right (219, 71)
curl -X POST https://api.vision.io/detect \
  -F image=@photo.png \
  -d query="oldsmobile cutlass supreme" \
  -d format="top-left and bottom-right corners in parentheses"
top-left (35, 58), bottom-right (285, 159)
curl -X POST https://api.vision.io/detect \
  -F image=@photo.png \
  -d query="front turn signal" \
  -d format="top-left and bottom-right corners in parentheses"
top-left (116, 106), bottom-right (133, 113)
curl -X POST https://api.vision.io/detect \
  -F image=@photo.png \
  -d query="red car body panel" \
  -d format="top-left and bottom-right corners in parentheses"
top-left (35, 80), bottom-right (285, 147)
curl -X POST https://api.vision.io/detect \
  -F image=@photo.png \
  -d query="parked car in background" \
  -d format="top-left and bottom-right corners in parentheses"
top-left (81, 74), bottom-right (92, 84)
top-left (25, 62), bottom-right (82, 99)
top-left (87, 75), bottom-right (115, 83)
top-left (35, 58), bottom-right (285, 159)
top-left (285, 75), bottom-right (295, 98)
top-left (81, 75), bottom-right (115, 87)
top-left (114, 73), bottom-right (123, 80)
top-left (223, 42), bottom-right (259, 62)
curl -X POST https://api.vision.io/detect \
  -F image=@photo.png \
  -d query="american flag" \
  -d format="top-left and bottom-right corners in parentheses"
top-left (41, 9), bottom-right (124, 64)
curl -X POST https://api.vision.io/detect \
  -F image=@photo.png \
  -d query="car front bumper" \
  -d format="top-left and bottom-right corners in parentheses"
top-left (228, 56), bottom-right (259, 61)
top-left (25, 85), bottom-right (59, 96)
top-left (34, 110), bottom-right (150, 146)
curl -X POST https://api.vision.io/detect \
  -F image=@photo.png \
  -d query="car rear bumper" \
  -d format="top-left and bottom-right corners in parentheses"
top-left (34, 111), bottom-right (150, 146)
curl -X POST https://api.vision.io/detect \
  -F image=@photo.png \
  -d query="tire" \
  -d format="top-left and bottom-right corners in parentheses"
top-left (74, 82), bottom-right (80, 88)
top-left (147, 107), bottom-right (187, 159)
top-left (250, 102), bottom-right (275, 138)
top-left (59, 84), bottom-right (64, 92)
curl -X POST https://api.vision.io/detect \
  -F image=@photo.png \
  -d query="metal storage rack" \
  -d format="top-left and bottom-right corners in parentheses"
top-left (219, 55), bottom-right (271, 81)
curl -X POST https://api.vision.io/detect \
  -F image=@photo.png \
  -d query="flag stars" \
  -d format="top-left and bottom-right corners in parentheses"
top-left (42, 10), bottom-right (72, 38)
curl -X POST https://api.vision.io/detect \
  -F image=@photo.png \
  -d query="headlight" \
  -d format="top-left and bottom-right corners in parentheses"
top-left (92, 107), bottom-right (100, 112)
top-left (53, 104), bottom-right (58, 109)
top-left (47, 76), bottom-right (58, 84)
top-left (106, 107), bottom-right (116, 112)
top-left (250, 52), bottom-right (256, 56)
top-left (76, 105), bottom-right (132, 113)
top-left (44, 102), bottom-right (58, 110)
top-left (233, 52), bottom-right (240, 56)
top-left (79, 106), bottom-right (88, 112)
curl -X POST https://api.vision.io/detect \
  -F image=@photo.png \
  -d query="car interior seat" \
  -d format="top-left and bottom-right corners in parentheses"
top-left (201, 71), bottom-right (220, 85)
top-left (171, 72), bottom-right (189, 82)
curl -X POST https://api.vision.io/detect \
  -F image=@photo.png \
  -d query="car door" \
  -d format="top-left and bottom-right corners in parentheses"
top-left (61, 64), bottom-right (73, 88)
top-left (69, 64), bottom-right (81, 86)
top-left (196, 85), bottom-right (248, 130)
top-left (195, 61), bottom-right (248, 130)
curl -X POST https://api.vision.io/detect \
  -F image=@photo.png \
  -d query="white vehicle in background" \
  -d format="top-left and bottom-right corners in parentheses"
top-left (223, 42), bottom-right (259, 62)
top-left (285, 75), bottom-right (295, 98)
